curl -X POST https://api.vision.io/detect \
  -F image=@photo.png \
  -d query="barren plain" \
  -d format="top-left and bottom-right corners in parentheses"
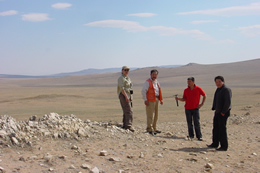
top-left (0, 59), bottom-right (259, 173)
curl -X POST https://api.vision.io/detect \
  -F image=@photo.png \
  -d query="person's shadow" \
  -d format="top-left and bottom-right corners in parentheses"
top-left (156, 134), bottom-right (186, 140)
top-left (169, 147), bottom-right (214, 153)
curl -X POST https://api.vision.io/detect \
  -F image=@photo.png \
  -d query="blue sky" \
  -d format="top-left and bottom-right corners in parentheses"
top-left (1, 0), bottom-right (260, 75)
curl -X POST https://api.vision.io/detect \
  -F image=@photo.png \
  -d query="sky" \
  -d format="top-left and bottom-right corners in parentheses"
top-left (1, 0), bottom-right (260, 75)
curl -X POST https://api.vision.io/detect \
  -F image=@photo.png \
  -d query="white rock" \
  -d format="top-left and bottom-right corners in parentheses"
top-left (100, 150), bottom-right (108, 156)
top-left (90, 167), bottom-right (99, 173)
top-left (157, 153), bottom-right (163, 158)
top-left (109, 157), bottom-right (121, 162)
top-left (205, 163), bottom-right (214, 169)
top-left (0, 166), bottom-right (5, 173)
top-left (139, 152), bottom-right (144, 158)
top-left (69, 165), bottom-right (76, 169)
top-left (44, 153), bottom-right (53, 162)
top-left (11, 137), bottom-right (19, 145)
top-left (81, 163), bottom-right (91, 169)
top-left (77, 127), bottom-right (88, 137)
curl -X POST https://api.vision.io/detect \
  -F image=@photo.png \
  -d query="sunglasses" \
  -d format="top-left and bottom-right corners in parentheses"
top-left (124, 69), bottom-right (129, 71)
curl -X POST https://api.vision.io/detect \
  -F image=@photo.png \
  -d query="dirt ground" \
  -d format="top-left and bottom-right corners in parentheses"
top-left (0, 101), bottom-right (259, 172)
top-left (0, 82), bottom-right (260, 173)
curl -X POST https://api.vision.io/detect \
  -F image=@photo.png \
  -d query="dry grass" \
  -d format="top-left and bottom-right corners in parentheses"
top-left (1, 85), bottom-right (259, 125)
top-left (1, 59), bottom-right (259, 122)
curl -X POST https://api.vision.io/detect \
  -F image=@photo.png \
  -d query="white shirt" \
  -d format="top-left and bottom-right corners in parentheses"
top-left (141, 78), bottom-right (160, 101)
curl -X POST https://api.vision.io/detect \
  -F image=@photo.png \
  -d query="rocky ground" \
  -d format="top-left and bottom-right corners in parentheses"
top-left (0, 104), bottom-right (260, 173)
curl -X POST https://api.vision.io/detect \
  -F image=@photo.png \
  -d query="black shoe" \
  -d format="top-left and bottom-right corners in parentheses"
top-left (216, 147), bottom-right (227, 151)
top-left (155, 130), bottom-right (161, 133)
top-left (148, 131), bottom-right (157, 136)
top-left (207, 144), bottom-right (218, 148)
top-left (198, 138), bottom-right (203, 141)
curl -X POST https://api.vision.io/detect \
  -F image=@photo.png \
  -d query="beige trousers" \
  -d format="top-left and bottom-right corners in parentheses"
top-left (146, 99), bottom-right (159, 132)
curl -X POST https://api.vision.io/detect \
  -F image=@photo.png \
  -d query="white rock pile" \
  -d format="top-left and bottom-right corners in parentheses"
top-left (0, 113), bottom-right (116, 147)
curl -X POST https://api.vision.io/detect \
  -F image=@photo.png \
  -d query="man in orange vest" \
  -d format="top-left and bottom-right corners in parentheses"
top-left (141, 69), bottom-right (163, 135)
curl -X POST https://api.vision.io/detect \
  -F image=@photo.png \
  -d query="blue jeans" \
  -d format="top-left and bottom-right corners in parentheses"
top-left (185, 109), bottom-right (202, 139)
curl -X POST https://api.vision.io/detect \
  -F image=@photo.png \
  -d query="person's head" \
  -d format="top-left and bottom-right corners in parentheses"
top-left (187, 77), bottom-right (195, 88)
top-left (122, 66), bottom-right (130, 76)
top-left (214, 76), bottom-right (225, 88)
top-left (150, 69), bottom-right (158, 81)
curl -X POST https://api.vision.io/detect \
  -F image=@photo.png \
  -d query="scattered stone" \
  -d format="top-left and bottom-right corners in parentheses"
top-left (99, 150), bottom-right (108, 156)
top-left (29, 115), bottom-right (37, 121)
top-left (189, 152), bottom-right (197, 156)
top-left (58, 155), bottom-right (67, 159)
top-left (139, 152), bottom-right (144, 158)
top-left (11, 137), bottom-right (19, 145)
top-left (69, 165), bottom-right (76, 169)
top-left (127, 155), bottom-right (134, 159)
top-left (19, 157), bottom-right (26, 162)
top-left (90, 167), bottom-right (99, 173)
top-left (205, 163), bottom-right (214, 169)
top-left (109, 157), bottom-right (121, 162)
top-left (165, 132), bottom-right (173, 136)
top-left (81, 163), bottom-right (91, 169)
top-left (71, 145), bottom-right (78, 150)
top-left (48, 167), bottom-right (54, 171)
top-left (43, 153), bottom-right (53, 162)
top-left (157, 153), bottom-right (163, 158)
top-left (252, 153), bottom-right (257, 156)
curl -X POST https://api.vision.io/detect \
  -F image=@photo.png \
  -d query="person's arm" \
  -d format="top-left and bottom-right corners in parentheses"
top-left (175, 97), bottom-right (186, 102)
top-left (121, 89), bottom-right (129, 102)
top-left (198, 95), bottom-right (206, 109)
top-left (221, 88), bottom-right (232, 115)
top-left (141, 81), bottom-right (149, 105)
top-left (118, 77), bottom-right (129, 102)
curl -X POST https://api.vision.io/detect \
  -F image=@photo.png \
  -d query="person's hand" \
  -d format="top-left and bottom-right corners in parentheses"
top-left (125, 97), bottom-right (129, 102)
top-left (145, 100), bottom-right (149, 106)
top-left (221, 112), bottom-right (225, 116)
top-left (197, 103), bottom-right (203, 109)
top-left (160, 100), bottom-right (163, 105)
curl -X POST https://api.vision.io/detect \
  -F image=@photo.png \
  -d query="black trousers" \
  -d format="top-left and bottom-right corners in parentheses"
top-left (212, 110), bottom-right (230, 149)
top-left (185, 109), bottom-right (202, 139)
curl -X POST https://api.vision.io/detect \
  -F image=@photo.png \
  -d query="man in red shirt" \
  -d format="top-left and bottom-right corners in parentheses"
top-left (175, 77), bottom-right (206, 141)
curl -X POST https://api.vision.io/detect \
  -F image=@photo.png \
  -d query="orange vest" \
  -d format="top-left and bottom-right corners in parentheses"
top-left (146, 79), bottom-right (163, 102)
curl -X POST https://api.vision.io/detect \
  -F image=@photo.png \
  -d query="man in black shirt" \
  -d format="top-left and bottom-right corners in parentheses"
top-left (207, 76), bottom-right (232, 151)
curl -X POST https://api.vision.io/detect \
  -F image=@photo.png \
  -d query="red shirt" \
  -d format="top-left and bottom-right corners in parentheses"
top-left (183, 85), bottom-right (206, 109)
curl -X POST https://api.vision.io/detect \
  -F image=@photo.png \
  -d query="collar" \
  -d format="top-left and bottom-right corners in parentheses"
top-left (188, 84), bottom-right (196, 89)
top-left (150, 77), bottom-right (157, 83)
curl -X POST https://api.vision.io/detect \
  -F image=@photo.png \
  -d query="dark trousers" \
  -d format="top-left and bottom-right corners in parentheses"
top-left (185, 109), bottom-right (202, 139)
top-left (119, 93), bottom-right (133, 128)
top-left (212, 110), bottom-right (230, 149)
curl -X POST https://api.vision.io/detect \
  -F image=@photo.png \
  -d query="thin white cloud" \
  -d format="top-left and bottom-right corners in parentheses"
top-left (21, 13), bottom-right (52, 22)
top-left (51, 3), bottom-right (72, 9)
top-left (85, 20), bottom-right (147, 32)
top-left (214, 39), bottom-right (236, 44)
top-left (127, 13), bottom-right (157, 17)
top-left (237, 25), bottom-right (260, 37)
top-left (177, 2), bottom-right (260, 16)
top-left (0, 10), bottom-right (18, 16)
top-left (191, 20), bottom-right (218, 24)
top-left (85, 20), bottom-right (213, 40)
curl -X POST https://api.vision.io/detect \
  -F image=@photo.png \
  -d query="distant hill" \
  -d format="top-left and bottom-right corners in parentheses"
top-left (1, 59), bottom-right (259, 88)
top-left (0, 65), bottom-right (181, 78)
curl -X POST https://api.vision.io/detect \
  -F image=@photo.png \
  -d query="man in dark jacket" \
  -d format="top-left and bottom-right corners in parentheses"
top-left (207, 76), bottom-right (232, 151)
